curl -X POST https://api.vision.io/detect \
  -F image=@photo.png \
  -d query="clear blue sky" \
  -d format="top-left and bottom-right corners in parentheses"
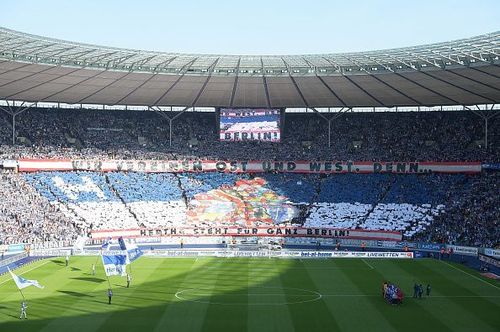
top-left (2, 0), bottom-right (500, 55)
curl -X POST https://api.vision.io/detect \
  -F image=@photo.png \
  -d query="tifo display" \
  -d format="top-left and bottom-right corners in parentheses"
top-left (1, 170), bottom-right (498, 248)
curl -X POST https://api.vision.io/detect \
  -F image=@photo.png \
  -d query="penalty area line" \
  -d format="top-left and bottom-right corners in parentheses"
top-left (0, 260), bottom-right (50, 286)
top-left (361, 259), bottom-right (375, 270)
top-left (441, 260), bottom-right (500, 291)
top-left (320, 294), bottom-right (500, 298)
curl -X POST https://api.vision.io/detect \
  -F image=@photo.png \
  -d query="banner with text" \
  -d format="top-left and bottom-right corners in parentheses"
top-left (446, 244), bottom-right (479, 256)
top-left (482, 248), bottom-right (500, 259)
top-left (91, 226), bottom-right (402, 241)
top-left (478, 254), bottom-right (500, 268)
top-left (144, 250), bottom-right (414, 259)
top-left (18, 159), bottom-right (482, 174)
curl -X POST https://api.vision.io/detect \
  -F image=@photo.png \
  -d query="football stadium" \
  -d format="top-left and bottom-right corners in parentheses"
top-left (0, 2), bottom-right (499, 331)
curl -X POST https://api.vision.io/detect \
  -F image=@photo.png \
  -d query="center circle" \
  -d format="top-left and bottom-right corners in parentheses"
top-left (175, 286), bottom-right (322, 306)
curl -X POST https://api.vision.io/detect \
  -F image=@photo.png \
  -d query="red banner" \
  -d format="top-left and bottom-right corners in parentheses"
top-left (17, 159), bottom-right (482, 174)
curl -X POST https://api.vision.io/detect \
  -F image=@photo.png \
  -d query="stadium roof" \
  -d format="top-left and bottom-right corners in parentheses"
top-left (0, 26), bottom-right (499, 108)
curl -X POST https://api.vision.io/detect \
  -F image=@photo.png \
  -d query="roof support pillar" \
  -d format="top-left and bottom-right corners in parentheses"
top-left (325, 107), bottom-right (352, 148)
top-left (12, 113), bottom-right (16, 145)
top-left (328, 119), bottom-right (331, 148)
top-left (0, 101), bottom-right (35, 145)
top-left (290, 73), bottom-right (355, 149)
top-left (169, 118), bottom-right (173, 148)
top-left (485, 117), bottom-right (488, 150)
top-left (150, 58), bottom-right (219, 147)
top-left (0, 105), bottom-right (12, 143)
top-left (465, 104), bottom-right (500, 150)
top-left (151, 106), bottom-right (190, 147)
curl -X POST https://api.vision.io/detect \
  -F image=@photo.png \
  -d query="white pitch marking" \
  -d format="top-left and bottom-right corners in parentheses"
top-left (0, 260), bottom-right (50, 286)
top-left (173, 288), bottom-right (500, 305)
top-left (441, 261), bottom-right (500, 291)
top-left (361, 259), bottom-right (374, 269)
top-left (320, 294), bottom-right (500, 298)
top-left (175, 286), bottom-right (322, 306)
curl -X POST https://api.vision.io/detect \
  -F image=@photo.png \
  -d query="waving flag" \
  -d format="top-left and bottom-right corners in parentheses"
top-left (73, 235), bottom-right (87, 253)
top-left (8, 267), bottom-right (44, 289)
top-left (102, 254), bottom-right (127, 276)
top-left (101, 237), bottom-right (112, 252)
top-left (118, 237), bottom-right (143, 263)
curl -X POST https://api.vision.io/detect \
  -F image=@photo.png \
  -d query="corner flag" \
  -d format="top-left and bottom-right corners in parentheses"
top-left (8, 267), bottom-right (44, 289)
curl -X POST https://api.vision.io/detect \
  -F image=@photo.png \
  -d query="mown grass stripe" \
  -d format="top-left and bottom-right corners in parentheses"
top-left (247, 258), bottom-right (296, 332)
top-left (384, 259), bottom-right (499, 332)
top-left (96, 257), bottom-right (166, 331)
top-left (37, 257), bottom-right (159, 332)
top-left (1, 256), bottom-right (500, 332)
top-left (0, 257), bottom-right (111, 331)
top-left (200, 258), bottom-right (249, 332)
top-left (154, 257), bottom-right (216, 331)
top-left (314, 259), bottom-right (398, 332)
top-left (345, 259), bottom-right (455, 332)
top-left (279, 259), bottom-right (342, 331)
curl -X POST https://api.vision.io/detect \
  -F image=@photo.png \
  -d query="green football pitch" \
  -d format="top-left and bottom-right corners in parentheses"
top-left (0, 256), bottom-right (499, 332)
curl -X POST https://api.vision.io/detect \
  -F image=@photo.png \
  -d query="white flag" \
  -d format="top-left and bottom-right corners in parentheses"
top-left (73, 235), bottom-right (88, 253)
top-left (8, 267), bottom-right (44, 289)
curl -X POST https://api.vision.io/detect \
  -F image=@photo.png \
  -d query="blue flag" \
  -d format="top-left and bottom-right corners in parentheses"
top-left (118, 237), bottom-right (143, 263)
top-left (101, 237), bottom-right (112, 252)
top-left (118, 237), bottom-right (127, 251)
top-left (102, 254), bottom-right (128, 276)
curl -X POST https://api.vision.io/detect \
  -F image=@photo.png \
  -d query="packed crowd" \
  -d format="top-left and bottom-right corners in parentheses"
top-left (1, 170), bottom-right (497, 248)
top-left (0, 107), bottom-right (498, 248)
top-left (0, 172), bottom-right (81, 245)
top-left (414, 172), bottom-right (500, 248)
top-left (0, 107), bottom-right (498, 161)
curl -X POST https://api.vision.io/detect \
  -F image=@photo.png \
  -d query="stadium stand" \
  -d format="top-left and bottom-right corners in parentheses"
top-left (0, 107), bottom-right (498, 248)
top-left (0, 172), bottom-right (80, 244)
top-left (0, 108), bottom-right (498, 162)
top-left (106, 172), bottom-right (186, 228)
top-left (414, 172), bottom-right (499, 248)
top-left (2, 168), bottom-right (498, 248)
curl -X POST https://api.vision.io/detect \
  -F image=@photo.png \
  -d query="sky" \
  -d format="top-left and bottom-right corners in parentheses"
top-left (2, 0), bottom-right (500, 55)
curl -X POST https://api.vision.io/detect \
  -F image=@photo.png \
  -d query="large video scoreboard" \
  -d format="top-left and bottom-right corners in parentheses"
top-left (219, 108), bottom-right (281, 142)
